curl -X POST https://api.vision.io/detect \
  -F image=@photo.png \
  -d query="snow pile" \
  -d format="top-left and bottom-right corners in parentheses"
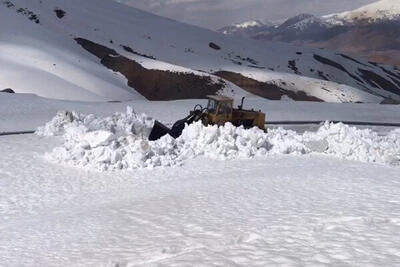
top-left (303, 122), bottom-right (400, 165)
top-left (36, 108), bottom-right (159, 171)
top-left (36, 107), bottom-right (154, 138)
top-left (37, 109), bottom-right (400, 171)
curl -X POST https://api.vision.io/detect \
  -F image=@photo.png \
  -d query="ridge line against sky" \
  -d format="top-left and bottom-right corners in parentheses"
top-left (115, 0), bottom-right (377, 29)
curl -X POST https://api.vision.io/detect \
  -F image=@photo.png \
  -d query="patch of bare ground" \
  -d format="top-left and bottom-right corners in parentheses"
top-left (74, 38), bottom-right (224, 100)
top-left (357, 68), bottom-right (400, 96)
top-left (1, 88), bottom-right (14, 93)
top-left (214, 71), bottom-right (323, 102)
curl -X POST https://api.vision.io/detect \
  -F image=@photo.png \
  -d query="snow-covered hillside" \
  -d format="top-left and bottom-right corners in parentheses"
top-left (324, 0), bottom-right (400, 25)
top-left (1, 0), bottom-right (400, 103)
top-left (0, 2), bottom-right (143, 102)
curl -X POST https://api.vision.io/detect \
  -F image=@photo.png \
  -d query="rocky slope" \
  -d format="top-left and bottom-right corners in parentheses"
top-left (1, 0), bottom-right (400, 103)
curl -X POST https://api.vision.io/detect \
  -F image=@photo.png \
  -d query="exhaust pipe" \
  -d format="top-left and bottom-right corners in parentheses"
top-left (238, 97), bottom-right (245, 110)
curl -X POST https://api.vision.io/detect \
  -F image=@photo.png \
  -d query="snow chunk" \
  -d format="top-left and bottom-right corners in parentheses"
top-left (36, 111), bottom-right (79, 136)
top-left (37, 109), bottom-right (400, 171)
top-left (83, 130), bottom-right (115, 148)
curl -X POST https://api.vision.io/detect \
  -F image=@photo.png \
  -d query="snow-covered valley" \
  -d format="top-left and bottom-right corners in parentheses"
top-left (1, 0), bottom-right (400, 265)
top-left (1, 92), bottom-right (400, 266)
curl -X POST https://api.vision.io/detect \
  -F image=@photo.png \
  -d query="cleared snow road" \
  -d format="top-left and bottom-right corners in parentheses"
top-left (1, 134), bottom-right (400, 266)
top-left (2, 93), bottom-right (400, 133)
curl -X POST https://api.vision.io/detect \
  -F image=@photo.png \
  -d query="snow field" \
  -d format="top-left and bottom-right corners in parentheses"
top-left (36, 108), bottom-right (400, 171)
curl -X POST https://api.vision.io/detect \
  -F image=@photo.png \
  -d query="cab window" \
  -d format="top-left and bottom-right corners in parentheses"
top-left (218, 102), bottom-right (232, 115)
top-left (207, 99), bottom-right (218, 114)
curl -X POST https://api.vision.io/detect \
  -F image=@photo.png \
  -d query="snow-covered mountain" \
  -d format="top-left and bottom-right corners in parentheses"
top-left (1, 0), bottom-right (400, 103)
top-left (218, 0), bottom-right (400, 67)
top-left (324, 0), bottom-right (400, 25)
top-left (277, 14), bottom-right (330, 31)
top-left (219, 14), bottom-right (332, 41)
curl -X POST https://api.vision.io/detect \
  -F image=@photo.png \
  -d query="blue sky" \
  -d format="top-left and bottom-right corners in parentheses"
top-left (116, 0), bottom-right (376, 29)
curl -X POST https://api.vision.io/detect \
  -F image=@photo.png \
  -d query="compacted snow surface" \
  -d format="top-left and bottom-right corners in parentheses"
top-left (1, 133), bottom-right (400, 266)
top-left (36, 108), bottom-right (400, 171)
top-left (2, 98), bottom-right (400, 266)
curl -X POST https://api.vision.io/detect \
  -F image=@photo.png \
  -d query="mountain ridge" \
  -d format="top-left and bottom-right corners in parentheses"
top-left (1, 0), bottom-right (400, 103)
top-left (218, 0), bottom-right (400, 67)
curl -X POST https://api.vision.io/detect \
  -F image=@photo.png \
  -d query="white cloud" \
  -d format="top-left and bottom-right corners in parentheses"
top-left (116, 0), bottom-right (377, 29)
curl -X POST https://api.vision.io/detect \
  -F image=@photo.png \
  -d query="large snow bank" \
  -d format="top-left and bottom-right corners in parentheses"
top-left (36, 108), bottom-right (400, 171)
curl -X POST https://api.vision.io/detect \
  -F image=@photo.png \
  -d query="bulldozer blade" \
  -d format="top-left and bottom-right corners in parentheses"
top-left (148, 120), bottom-right (172, 141)
top-left (170, 111), bottom-right (202, 138)
top-left (148, 110), bottom-right (203, 141)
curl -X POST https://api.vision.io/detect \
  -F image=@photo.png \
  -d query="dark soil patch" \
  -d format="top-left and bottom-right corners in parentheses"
top-left (248, 65), bottom-right (265, 69)
top-left (3, 1), bottom-right (15, 8)
top-left (338, 53), bottom-right (369, 67)
top-left (16, 7), bottom-right (40, 23)
top-left (74, 38), bottom-right (224, 100)
top-left (231, 60), bottom-right (242, 65)
top-left (214, 71), bottom-right (323, 102)
top-left (358, 68), bottom-right (400, 96)
top-left (380, 98), bottom-right (400, 104)
top-left (1, 88), bottom-right (15, 93)
top-left (121, 45), bottom-right (157, 60)
top-left (288, 60), bottom-right (301, 75)
top-left (317, 71), bottom-right (329, 81)
top-left (314, 54), bottom-right (364, 84)
top-left (54, 9), bottom-right (66, 19)
top-left (380, 66), bottom-right (400, 82)
top-left (75, 38), bottom-right (117, 58)
top-left (209, 42), bottom-right (221, 50)
top-left (388, 77), bottom-right (400, 88)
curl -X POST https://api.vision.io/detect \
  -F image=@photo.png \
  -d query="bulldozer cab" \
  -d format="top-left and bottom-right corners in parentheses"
top-left (206, 95), bottom-right (233, 125)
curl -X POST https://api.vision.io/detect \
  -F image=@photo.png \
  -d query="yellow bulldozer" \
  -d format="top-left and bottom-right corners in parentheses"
top-left (149, 95), bottom-right (266, 140)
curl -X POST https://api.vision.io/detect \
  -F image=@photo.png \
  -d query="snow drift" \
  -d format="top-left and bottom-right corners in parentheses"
top-left (37, 108), bottom-right (400, 171)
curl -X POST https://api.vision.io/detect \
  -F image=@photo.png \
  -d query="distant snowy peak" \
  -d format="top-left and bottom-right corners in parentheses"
top-left (219, 14), bottom-right (331, 37)
top-left (233, 20), bottom-right (265, 29)
top-left (221, 0), bottom-right (400, 33)
top-left (219, 20), bottom-right (264, 35)
top-left (218, 19), bottom-right (278, 35)
top-left (217, 0), bottom-right (400, 68)
top-left (324, 0), bottom-right (400, 25)
top-left (278, 14), bottom-right (330, 31)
